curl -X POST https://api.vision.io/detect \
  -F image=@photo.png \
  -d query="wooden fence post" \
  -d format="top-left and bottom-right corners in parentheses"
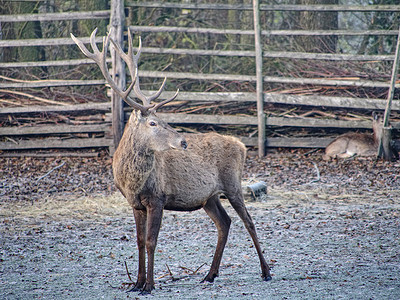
top-left (109, 0), bottom-right (125, 151)
top-left (252, 0), bottom-right (265, 157)
top-left (378, 25), bottom-right (400, 161)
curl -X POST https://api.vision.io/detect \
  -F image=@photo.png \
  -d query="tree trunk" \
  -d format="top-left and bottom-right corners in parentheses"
top-left (295, 0), bottom-right (338, 53)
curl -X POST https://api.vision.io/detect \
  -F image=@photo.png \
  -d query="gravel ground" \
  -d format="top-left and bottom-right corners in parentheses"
top-left (1, 150), bottom-right (400, 299)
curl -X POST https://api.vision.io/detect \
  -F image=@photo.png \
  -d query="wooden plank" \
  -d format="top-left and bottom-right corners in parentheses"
top-left (147, 91), bottom-right (400, 111)
top-left (2, 50), bottom-right (393, 69)
top-left (155, 113), bottom-right (258, 125)
top-left (0, 10), bottom-right (110, 22)
top-left (126, 2), bottom-right (400, 12)
top-left (263, 93), bottom-right (400, 110)
top-left (0, 124), bottom-right (110, 136)
top-left (266, 137), bottom-right (332, 148)
top-left (0, 80), bottom-right (105, 89)
top-left (253, 0), bottom-right (265, 156)
top-left (151, 112), bottom-right (400, 129)
top-left (129, 25), bottom-right (399, 37)
top-left (139, 70), bottom-right (255, 82)
top-left (0, 36), bottom-right (103, 48)
top-left (130, 70), bottom-right (397, 88)
top-left (1, 92), bottom-right (398, 116)
top-left (266, 117), bottom-right (373, 129)
top-left (0, 103), bottom-right (110, 115)
top-left (240, 136), bottom-right (332, 148)
top-left (1, 72), bottom-right (396, 88)
top-left (0, 138), bottom-right (112, 150)
top-left (0, 58), bottom-right (110, 68)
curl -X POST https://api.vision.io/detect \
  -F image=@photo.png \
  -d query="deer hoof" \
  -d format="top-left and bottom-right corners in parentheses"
top-left (201, 273), bottom-right (218, 283)
top-left (127, 281), bottom-right (145, 292)
top-left (263, 274), bottom-right (272, 281)
top-left (139, 283), bottom-right (155, 295)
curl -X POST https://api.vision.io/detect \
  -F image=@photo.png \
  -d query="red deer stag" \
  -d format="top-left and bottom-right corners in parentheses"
top-left (323, 113), bottom-right (383, 160)
top-left (71, 28), bottom-right (271, 294)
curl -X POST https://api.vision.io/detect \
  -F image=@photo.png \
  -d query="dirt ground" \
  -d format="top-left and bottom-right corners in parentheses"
top-left (1, 150), bottom-right (400, 299)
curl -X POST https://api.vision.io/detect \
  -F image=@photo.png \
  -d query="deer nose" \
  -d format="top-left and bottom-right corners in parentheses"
top-left (181, 140), bottom-right (188, 150)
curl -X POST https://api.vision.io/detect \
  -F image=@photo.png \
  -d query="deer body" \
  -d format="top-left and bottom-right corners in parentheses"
top-left (114, 124), bottom-right (245, 211)
top-left (324, 114), bottom-right (383, 159)
top-left (72, 29), bottom-right (271, 295)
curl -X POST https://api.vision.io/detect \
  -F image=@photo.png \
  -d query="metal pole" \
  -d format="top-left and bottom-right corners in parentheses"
top-left (252, 0), bottom-right (265, 157)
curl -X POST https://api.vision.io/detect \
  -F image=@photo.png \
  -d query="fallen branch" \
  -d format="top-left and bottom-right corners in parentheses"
top-left (0, 89), bottom-right (68, 106)
top-left (309, 162), bottom-right (321, 184)
top-left (36, 161), bottom-right (65, 183)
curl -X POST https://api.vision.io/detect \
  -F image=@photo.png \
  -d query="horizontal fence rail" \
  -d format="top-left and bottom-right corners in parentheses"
top-left (0, 2), bottom-right (399, 153)
top-left (126, 2), bottom-right (400, 12)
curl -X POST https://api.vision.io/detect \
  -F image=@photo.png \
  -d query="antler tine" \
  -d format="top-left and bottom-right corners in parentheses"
top-left (71, 28), bottom-right (148, 113)
top-left (109, 29), bottom-right (142, 106)
top-left (150, 88), bottom-right (180, 113)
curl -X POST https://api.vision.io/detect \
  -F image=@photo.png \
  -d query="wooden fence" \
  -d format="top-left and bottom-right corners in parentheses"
top-left (1, 0), bottom-right (399, 155)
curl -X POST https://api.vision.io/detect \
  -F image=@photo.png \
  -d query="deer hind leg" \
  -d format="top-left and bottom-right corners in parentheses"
top-left (226, 191), bottom-right (272, 281)
top-left (129, 208), bottom-right (147, 292)
top-left (202, 194), bottom-right (231, 283)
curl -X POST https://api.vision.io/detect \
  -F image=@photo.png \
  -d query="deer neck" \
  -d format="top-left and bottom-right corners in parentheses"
top-left (372, 120), bottom-right (383, 145)
top-left (113, 118), bottom-right (155, 196)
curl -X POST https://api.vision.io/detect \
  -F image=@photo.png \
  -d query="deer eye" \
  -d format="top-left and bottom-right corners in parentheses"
top-left (149, 121), bottom-right (157, 127)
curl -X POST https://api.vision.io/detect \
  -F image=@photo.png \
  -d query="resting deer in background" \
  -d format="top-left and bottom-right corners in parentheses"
top-left (323, 113), bottom-right (383, 160)
top-left (71, 29), bottom-right (271, 294)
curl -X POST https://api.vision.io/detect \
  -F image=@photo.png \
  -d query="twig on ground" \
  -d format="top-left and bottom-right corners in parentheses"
top-left (124, 261), bottom-right (133, 283)
top-left (36, 161), bottom-right (65, 183)
top-left (309, 162), bottom-right (321, 183)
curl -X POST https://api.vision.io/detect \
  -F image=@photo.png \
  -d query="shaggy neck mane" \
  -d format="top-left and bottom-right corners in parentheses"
top-left (113, 118), bottom-right (155, 196)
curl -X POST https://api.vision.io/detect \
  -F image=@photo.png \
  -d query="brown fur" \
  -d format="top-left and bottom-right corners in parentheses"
top-left (113, 111), bottom-right (271, 293)
top-left (72, 29), bottom-right (271, 295)
top-left (323, 114), bottom-right (383, 159)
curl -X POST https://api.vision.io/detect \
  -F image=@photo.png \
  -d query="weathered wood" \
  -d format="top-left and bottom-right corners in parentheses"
top-left (0, 138), bottom-right (112, 150)
top-left (130, 25), bottom-right (399, 37)
top-left (158, 113), bottom-right (258, 125)
top-left (242, 136), bottom-right (333, 148)
top-left (0, 58), bottom-right (111, 68)
top-left (141, 91), bottom-right (400, 111)
top-left (0, 36), bottom-right (103, 48)
top-left (0, 10), bottom-right (110, 22)
top-left (0, 103), bottom-right (110, 115)
top-left (0, 73), bottom-right (396, 89)
top-left (126, 2), bottom-right (400, 12)
top-left (0, 152), bottom-right (100, 158)
top-left (379, 127), bottom-right (396, 161)
top-left (1, 92), bottom-right (398, 116)
top-left (263, 93), bottom-right (400, 110)
top-left (253, 0), bottom-right (265, 156)
top-left (378, 26), bottom-right (400, 160)
top-left (266, 137), bottom-right (333, 148)
top-left (0, 124), bottom-right (110, 136)
top-left (0, 80), bottom-right (105, 88)
top-left (129, 70), bottom-right (397, 88)
top-left (3, 27), bottom-right (395, 49)
top-left (0, 50), bottom-right (394, 68)
top-left (109, 0), bottom-right (126, 148)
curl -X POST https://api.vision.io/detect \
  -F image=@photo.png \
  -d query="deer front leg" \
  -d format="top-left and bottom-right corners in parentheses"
top-left (202, 195), bottom-right (231, 283)
top-left (141, 205), bottom-right (164, 294)
top-left (129, 208), bottom-right (147, 292)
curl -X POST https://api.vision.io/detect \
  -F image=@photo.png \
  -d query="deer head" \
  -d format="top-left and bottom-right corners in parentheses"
top-left (71, 28), bottom-right (187, 151)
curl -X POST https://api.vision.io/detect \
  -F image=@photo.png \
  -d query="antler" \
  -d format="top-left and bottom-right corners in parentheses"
top-left (70, 28), bottom-right (179, 115)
